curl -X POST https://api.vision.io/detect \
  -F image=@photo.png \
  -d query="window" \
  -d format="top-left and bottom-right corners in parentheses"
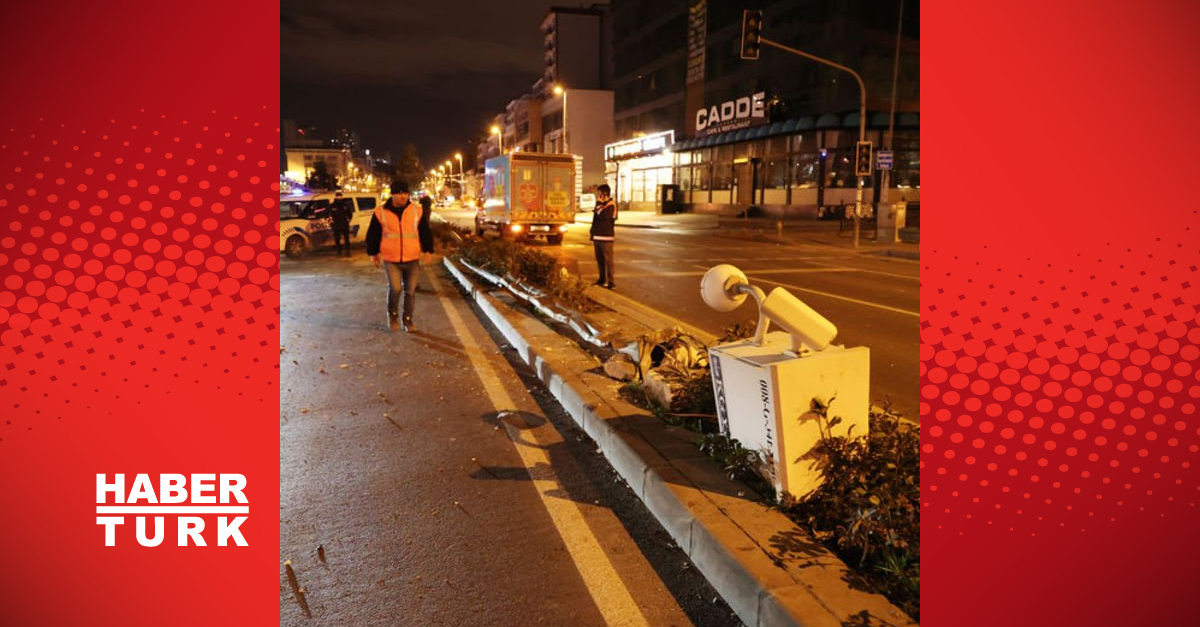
top-left (825, 149), bottom-right (854, 188)
top-left (281, 200), bottom-right (309, 219)
top-left (764, 158), bottom-right (788, 189)
top-left (764, 136), bottom-right (789, 157)
top-left (676, 166), bottom-right (691, 191)
top-left (893, 151), bottom-right (920, 187)
top-left (692, 164), bottom-right (710, 190)
top-left (356, 196), bottom-right (377, 211)
top-left (791, 153), bottom-right (819, 188)
top-left (712, 145), bottom-right (732, 190)
top-left (712, 162), bottom-right (732, 190)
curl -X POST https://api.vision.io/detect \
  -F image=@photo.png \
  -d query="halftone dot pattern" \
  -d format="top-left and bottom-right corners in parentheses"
top-left (922, 228), bottom-right (1200, 534)
top-left (0, 109), bottom-right (280, 443)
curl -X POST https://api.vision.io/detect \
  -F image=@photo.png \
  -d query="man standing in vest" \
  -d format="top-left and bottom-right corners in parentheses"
top-left (589, 184), bottom-right (617, 289)
top-left (366, 180), bottom-right (424, 332)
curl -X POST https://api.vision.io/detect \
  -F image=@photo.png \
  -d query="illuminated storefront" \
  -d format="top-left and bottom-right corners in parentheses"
top-left (603, 131), bottom-right (675, 211)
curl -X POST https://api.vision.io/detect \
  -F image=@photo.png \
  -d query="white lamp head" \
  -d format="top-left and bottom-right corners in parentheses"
top-left (700, 264), bottom-right (749, 312)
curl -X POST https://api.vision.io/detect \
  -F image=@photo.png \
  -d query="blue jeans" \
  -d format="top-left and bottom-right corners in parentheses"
top-left (383, 260), bottom-right (419, 320)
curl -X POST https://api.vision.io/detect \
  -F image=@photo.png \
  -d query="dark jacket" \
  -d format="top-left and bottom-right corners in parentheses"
top-left (418, 197), bottom-right (435, 253)
top-left (589, 198), bottom-right (616, 241)
top-left (330, 198), bottom-right (353, 226)
top-left (365, 199), bottom-right (432, 257)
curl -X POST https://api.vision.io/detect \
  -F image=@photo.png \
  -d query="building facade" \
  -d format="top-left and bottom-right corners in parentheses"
top-left (283, 148), bottom-right (351, 189)
top-left (477, 5), bottom-right (617, 196)
top-left (541, 86), bottom-right (614, 189)
top-left (541, 5), bottom-right (611, 91)
top-left (607, 0), bottom-right (919, 215)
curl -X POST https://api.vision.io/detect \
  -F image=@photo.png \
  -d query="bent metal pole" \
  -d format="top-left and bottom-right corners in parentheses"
top-left (760, 37), bottom-right (867, 249)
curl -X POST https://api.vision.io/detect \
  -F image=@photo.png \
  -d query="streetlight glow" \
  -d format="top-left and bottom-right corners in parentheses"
top-left (553, 84), bottom-right (568, 154)
top-left (454, 153), bottom-right (464, 197)
top-left (491, 125), bottom-right (504, 154)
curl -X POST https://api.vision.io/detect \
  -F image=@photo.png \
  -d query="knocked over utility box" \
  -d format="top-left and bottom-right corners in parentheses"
top-left (709, 331), bottom-right (869, 499)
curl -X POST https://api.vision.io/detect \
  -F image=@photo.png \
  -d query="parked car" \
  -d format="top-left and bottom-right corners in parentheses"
top-left (280, 192), bottom-right (382, 259)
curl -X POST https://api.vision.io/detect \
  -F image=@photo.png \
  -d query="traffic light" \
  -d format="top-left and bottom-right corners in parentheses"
top-left (855, 141), bottom-right (873, 177)
top-left (740, 9), bottom-right (763, 60)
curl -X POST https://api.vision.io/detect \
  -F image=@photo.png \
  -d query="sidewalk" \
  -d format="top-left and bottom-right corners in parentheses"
top-left (574, 210), bottom-right (919, 260)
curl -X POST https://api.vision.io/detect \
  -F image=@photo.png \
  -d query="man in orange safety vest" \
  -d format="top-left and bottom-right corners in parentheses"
top-left (366, 180), bottom-right (424, 332)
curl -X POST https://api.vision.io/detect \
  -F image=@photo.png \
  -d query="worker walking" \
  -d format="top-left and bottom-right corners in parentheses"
top-left (366, 180), bottom-right (423, 332)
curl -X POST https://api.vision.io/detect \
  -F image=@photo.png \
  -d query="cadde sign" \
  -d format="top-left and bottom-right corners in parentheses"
top-left (695, 91), bottom-right (767, 137)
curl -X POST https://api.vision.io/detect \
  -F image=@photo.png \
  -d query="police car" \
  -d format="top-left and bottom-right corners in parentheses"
top-left (279, 192), bottom-right (381, 258)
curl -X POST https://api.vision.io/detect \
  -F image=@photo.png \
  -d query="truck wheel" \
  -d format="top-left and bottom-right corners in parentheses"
top-left (546, 234), bottom-right (564, 245)
top-left (284, 235), bottom-right (307, 259)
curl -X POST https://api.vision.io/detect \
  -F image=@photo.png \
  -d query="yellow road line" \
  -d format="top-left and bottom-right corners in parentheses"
top-left (426, 268), bottom-right (654, 627)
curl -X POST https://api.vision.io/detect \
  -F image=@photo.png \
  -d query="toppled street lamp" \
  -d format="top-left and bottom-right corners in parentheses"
top-left (701, 264), bottom-right (871, 499)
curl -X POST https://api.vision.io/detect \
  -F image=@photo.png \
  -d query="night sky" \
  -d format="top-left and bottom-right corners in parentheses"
top-left (281, 0), bottom-right (559, 169)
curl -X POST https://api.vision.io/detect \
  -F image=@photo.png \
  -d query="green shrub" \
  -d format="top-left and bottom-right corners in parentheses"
top-left (452, 238), bottom-right (597, 313)
top-left (783, 402), bottom-right (920, 620)
top-left (431, 221), bottom-right (470, 249)
top-left (454, 237), bottom-right (518, 276)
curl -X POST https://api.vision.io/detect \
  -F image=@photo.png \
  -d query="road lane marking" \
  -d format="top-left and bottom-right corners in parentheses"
top-left (749, 275), bottom-right (919, 317)
top-left (805, 259), bottom-right (920, 280)
top-left (592, 268), bottom-right (860, 278)
top-left (682, 263), bottom-right (918, 317)
top-left (426, 267), bottom-right (655, 627)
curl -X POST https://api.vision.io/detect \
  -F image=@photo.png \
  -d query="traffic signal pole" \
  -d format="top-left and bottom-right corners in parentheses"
top-left (758, 37), bottom-right (867, 249)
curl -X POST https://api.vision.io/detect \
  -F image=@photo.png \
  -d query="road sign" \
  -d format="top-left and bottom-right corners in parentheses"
top-left (876, 150), bottom-right (894, 170)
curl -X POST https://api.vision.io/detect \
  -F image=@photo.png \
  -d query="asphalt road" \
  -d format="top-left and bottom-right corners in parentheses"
top-left (280, 250), bottom-right (741, 626)
top-left (439, 209), bottom-right (920, 422)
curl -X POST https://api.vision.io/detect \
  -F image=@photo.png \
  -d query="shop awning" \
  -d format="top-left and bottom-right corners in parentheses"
top-left (675, 111), bottom-right (918, 152)
top-left (816, 113), bottom-right (843, 129)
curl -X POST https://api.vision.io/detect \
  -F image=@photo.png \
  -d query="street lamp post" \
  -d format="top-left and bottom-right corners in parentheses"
top-left (553, 84), bottom-right (568, 154)
top-left (490, 125), bottom-right (504, 155)
top-left (454, 153), bottom-right (464, 196)
top-left (881, 0), bottom-right (905, 210)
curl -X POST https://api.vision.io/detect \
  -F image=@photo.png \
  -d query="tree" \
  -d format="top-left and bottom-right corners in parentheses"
top-left (306, 161), bottom-right (339, 191)
top-left (393, 143), bottom-right (424, 187)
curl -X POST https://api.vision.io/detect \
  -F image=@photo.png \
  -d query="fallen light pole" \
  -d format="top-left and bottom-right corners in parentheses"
top-left (701, 264), bottom-right (870, 499)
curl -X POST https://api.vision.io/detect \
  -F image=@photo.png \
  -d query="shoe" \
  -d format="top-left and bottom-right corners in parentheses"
top-left (401, 317), bottom-right (416, 333)
top-left (388, 313), bottom-right (400, 331)
top-left (592, 280), bottom-right (605, 287)
top-left (605, 283), bottom-right (615, 290)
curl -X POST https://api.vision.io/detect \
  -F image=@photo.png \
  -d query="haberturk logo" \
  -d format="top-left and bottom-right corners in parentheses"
top-left (95, 474), bottom-right (250, 547)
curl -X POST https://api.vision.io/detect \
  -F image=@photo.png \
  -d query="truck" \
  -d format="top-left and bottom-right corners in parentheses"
top-left (475, 152), bottom-right (576, 245)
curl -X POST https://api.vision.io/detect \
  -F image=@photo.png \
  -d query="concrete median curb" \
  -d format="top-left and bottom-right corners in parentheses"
top-left (443, 256), bottom-right (917, 627)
